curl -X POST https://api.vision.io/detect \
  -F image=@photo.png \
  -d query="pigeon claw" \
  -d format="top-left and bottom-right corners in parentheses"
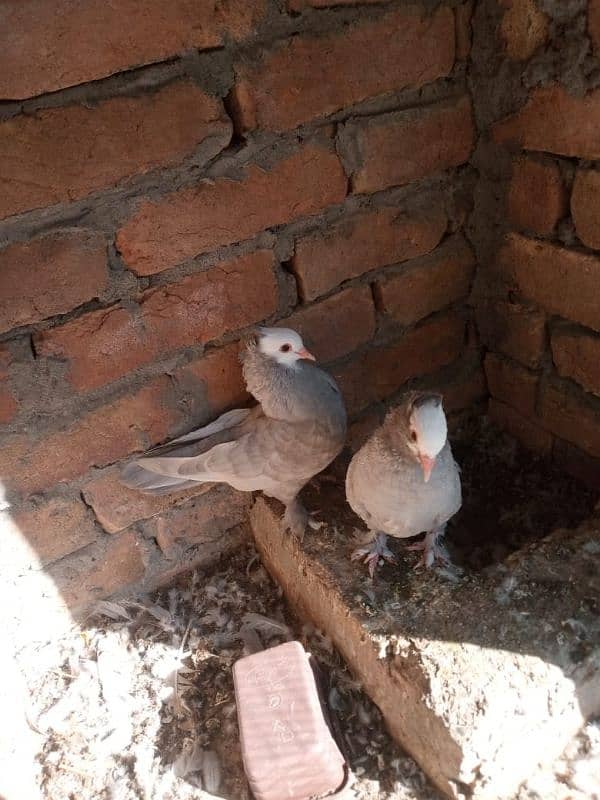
top-left (351, 533), bottom-right (396, 579)
top-left (407, 527), bottom-right (451, 569)
top-left (283, 500), bottom-right (309, 541)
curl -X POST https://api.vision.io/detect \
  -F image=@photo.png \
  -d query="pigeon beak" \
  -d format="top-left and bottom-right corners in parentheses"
top-left (419, 454), bottom-right (435, 483)
top-left (296, 347), bottom-right (316, 361)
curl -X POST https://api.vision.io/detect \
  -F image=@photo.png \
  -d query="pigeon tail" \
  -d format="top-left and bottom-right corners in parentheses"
top-left (120, 461), bottom-right (203, 495)
top-left (119, 406), bottom-right (261, 494)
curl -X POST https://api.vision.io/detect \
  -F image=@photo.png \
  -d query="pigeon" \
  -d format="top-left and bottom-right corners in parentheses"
top-left (345, 391), bottom-right (461, 576)
top-left (121, 327), bottom-right (347, 538)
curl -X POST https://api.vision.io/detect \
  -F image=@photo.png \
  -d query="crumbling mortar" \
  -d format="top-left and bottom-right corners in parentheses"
top-left (0, 1), bottom-right (457, 120)
top-left (0, 81), bottom-right (467, 255)
top-left (0, 128), bottom-right (339, 250)
top-left (324, 300), bottom-right (473, 378)
top-left (134, 175), bottom-right (461, 292)
top-left (0, 169), bottom-right (469, 447)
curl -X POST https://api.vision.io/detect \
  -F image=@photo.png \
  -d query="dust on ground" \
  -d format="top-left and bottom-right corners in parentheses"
top-left (20, 542), bottom-right (600, 800)
top-left (17, 416), bottom-right (600, 800)
top-left (448, 415), bottom-right (597, 570)
top-left (21, 544), bottom-right (442, 800)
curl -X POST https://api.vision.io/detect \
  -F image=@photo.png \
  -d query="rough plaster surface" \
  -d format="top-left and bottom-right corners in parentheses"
top-left (250, 486), bottom-right (600, 799)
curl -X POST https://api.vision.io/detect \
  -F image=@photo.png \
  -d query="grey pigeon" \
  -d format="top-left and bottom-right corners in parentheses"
top-left (346, 391), bottom-right (461, 576)
top-left (121, 327), bottom-right (347, 537)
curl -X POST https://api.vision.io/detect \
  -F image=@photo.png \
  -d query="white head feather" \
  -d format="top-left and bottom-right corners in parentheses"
top-left (257, 327), bottom-right (316, 367)
top-left (409, 397), bottom-right (447, 459)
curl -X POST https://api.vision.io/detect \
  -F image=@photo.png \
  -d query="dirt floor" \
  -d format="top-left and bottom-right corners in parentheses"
top-left (21, 544), bottom-right (444, 800)
top-left (17, 416), bottom-right (600, 800)
top-left (447, 416), bottom-right (598, 570)
top-left (19, 542), bottom-right (600, 800)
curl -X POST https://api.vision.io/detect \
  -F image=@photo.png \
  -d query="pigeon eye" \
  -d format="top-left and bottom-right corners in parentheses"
top-left (280, 344), bottom-right (292, 353)
top-left (410, 430), bottom-right (417, 442)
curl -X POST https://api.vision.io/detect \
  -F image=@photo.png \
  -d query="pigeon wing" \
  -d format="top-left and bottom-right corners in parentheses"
top-left (140, 417), bottom-right (338, 490)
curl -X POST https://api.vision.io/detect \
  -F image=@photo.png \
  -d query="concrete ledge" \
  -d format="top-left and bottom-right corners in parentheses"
top-left (250, 491), bottom-right (600, 799)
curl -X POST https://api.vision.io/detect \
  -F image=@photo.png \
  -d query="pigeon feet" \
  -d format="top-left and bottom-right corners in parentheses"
top-left (351, 533), bottom-right (396, 578)
top-left (283, 500), bottom-right (309, 541)
top-left (407, 526), bottom-right (450, 569)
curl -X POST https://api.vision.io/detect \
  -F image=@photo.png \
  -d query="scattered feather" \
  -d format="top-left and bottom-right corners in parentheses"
top-left (328, 686), bottom-right (347, 714)
top-left (130, 602), bottom-right (173, 626)
top-left (201, 750), bottom-right (222, 794)
top-left (200, 608), bottom-right (229, 628)
top-left (19, 541), bottom-right (586, 800)
top-left (241, 612), bottom-right (292, 639)
top-left (94, 600), bottom-right (132, 621)
top-left (238, 625), bottom-right (264, 655)
top-left (172, 740), bottom-right (205, 779)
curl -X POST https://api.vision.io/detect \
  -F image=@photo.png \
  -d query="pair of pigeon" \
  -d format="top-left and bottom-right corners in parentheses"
top-left (122, 328), bottom-right (461, 577)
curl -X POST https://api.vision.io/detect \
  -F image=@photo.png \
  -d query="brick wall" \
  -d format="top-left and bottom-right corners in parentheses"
top-left (471, 0), bottom-right (600, 491)
top-left (1, 1), bottom-right (479, 633)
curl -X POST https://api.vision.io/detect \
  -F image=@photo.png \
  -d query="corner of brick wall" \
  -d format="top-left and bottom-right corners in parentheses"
top-left (1, 0), bottom-right (481, 637)
top-left (469, 0), bottom-right (600, 492)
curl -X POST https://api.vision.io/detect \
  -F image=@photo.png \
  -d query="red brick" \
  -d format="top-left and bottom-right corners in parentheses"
top-left (232, 6), bottom-right (454, 132)
top-left (47, 530), bottom-right (146, 611)
top-left (553, 438), bottom-right (600, 491)
top-left (82, 467), bottom-right (210, 534)
top-left (508, 157), bottom-right (567, 235)
top-left (82, 344), bottom-right (249, 533)
top-left (148, 485), bottom-right (251, 559)
top-left (477, 300), bottom-right (546, 368)
top-left (493, 85), bottom-right (600, 159)
top-left (129, 251), bottom-right (278, 349)
top-left (441, 367), bottom-right (487, 413)
top-left (539, 382), bottom-right (600, 458)
top-left (346, 96), bottom-right (474, 194)
top-left (455, 1), bottom-right (474, 60)
top-left (0, 82), bottom-right (231, 220)
top-left (173, 343), bottom-right (249, 417)
top-left (374, 235), bottom-right (475, 326)
top-left (551, 327), bottom-right (600, 397)
top-left (288, 0), bottom-right (386, 8)
top-left (7, 497), bottom-right (98, 569)
top-left (117, 144), bottom-right (346, 275)
top-left (282, 286), bottom-right (375, 362)
top-left (589, 0), bottom-right (600, 54)
top-left (292, 203), bottom-right (447, 302)
top-left (497, 233), bottom-right (600, 332)
top-left (488, 398), bottom-right (553, 455)
top-left (0, 346), bottom-right (17, 423)
top-left (34, 305), bottom-right (141, 392)
top-left (499, 0), bottom-right (549, 61)
top-left (571, 169), bottom-right (600, 250)
top-left (484, 353), bottom-right (538, 416)
top-left (0, 230), bottom-right (107, 333)
top-left (0, 377), bottom-right (182, 495)
top-left (0, 1), bottom-right (266, 99)
top-left (348, 408), bottom-right (385, 452)
top-left (35, 251), bottom-right (278, 391)
top-left (334, 312), bottom-right (465, 414)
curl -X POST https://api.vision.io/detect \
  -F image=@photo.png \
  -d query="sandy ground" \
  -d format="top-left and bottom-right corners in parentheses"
top-left (17, 545), bottom-right (443, 800)
top-left (13, 541), bottom-right (598, 800)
